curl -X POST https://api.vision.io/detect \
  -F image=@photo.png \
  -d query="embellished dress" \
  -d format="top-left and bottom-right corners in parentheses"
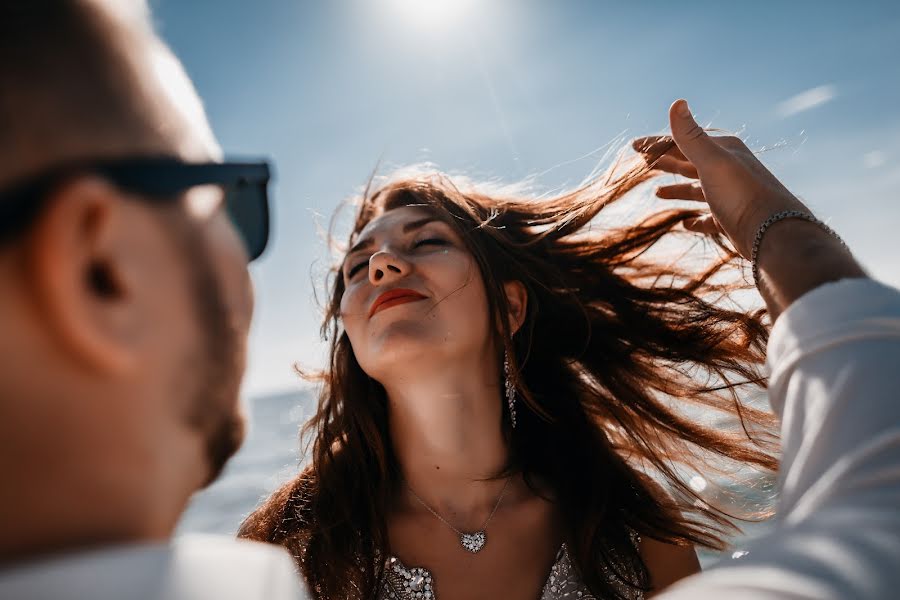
top-left (377, 542), bottom-right (644, 600)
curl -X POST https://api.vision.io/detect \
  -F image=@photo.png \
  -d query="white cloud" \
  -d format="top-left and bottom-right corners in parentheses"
top-left (776, 85), bottom-right (837, 118)
top-left (863, 151), bottom-right (886, 169)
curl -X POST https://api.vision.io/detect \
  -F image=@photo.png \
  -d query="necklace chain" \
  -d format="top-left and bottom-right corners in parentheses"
top-left (406, 476), bottom-right (512, 537)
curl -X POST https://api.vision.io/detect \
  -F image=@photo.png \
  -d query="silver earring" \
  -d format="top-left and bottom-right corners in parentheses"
top-left (503, 351), bottom-right (518, 428)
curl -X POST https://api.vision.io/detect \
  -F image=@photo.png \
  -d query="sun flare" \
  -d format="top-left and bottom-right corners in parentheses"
top-left (387, 0), bottom-right (475, 30)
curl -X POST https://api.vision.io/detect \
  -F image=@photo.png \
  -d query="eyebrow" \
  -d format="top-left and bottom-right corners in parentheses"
top-left (346, 216), bottom-right (442, 258)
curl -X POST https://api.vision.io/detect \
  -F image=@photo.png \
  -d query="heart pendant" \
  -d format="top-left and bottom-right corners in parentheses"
top-left (460, 531), bottom-right (486, 553)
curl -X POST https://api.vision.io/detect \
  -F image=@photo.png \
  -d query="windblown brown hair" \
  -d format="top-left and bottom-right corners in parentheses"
top-left (239, 142), bottom-right (780, 599)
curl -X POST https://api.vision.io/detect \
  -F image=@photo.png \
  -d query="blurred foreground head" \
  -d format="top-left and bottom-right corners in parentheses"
top-left (0, 0), bottom-right (253, 563)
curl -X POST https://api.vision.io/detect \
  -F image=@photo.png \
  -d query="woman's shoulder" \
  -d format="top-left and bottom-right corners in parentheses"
top-left (238, 468), bottom-right (317, 544)
top-left (629, 476), bottom-right (702, 592)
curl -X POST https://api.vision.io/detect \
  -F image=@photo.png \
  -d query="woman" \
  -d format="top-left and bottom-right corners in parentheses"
top-left (240, 101), bottom-right (789, 599)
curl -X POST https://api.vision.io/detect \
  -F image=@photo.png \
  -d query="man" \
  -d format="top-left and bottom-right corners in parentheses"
top-left (0, 1), bottom-right (304, 598)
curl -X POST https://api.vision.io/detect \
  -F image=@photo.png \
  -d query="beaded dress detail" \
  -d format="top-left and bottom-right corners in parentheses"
top-left (378, 537), bottom-right (644, 600)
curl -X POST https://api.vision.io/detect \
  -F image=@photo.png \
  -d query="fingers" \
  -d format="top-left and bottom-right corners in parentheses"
top-left (632, 136), bottom-right (687, 162)
top-left (656, 182), bottom-right (705, 201)
top-left (682, 214), bottom-right (723, 236)
top-left (632, 134), bottom-right (697, 178)
top-left (668, 99), bottom-right (728, 166)
top-left (650, 155), bottom-right (698, 179)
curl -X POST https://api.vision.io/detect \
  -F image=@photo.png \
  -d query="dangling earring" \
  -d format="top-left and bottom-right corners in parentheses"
top-left (503, 350), bottom-right (518, 428)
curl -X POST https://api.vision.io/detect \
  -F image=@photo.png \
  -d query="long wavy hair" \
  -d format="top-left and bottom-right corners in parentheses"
top-left (239, 141), bottom-right (780, 599)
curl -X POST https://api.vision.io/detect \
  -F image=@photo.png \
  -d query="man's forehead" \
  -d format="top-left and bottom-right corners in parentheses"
top-left (0, 1), bottom-right (222, 190)
top-left (95, 0), bottom-right (220, 161)
top-left (144, 41), bottom-right (222, 162)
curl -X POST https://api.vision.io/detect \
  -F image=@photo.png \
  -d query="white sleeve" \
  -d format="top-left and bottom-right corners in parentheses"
top-left (164, 535), bottom-right (311, 600)
top-left (658, 278), bottom-right (900, 600)
top-left (0, 536), bottom-right (311, 600)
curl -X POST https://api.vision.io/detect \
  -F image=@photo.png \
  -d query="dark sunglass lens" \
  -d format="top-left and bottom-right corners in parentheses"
top-left (224, 180), bottom-right (269, 261)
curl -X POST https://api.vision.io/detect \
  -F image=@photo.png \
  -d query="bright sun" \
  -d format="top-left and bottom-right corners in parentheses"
top-left (387, 0), bottom-right (475, 30)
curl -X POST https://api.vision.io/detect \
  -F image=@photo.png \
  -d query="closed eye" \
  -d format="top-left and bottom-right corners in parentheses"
top-left (347, 260), bottom-right (368, 279)
top-left (345, 238), bottom-right (448, 280)
top-left (414, 238), bottom-right (448, 248)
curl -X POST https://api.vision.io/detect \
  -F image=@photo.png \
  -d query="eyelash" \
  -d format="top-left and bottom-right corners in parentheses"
top-left (346, 238), bottom-right (448, 279)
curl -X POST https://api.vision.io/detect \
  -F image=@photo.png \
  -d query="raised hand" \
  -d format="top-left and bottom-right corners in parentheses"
top-left (633, 99), bottom-right (865, 319)
top-left (632, 99), bottom-right (811, 260)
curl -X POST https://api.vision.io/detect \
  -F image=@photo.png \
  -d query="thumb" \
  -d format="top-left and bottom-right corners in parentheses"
top-left (669, 99), bottom-right (724, 166)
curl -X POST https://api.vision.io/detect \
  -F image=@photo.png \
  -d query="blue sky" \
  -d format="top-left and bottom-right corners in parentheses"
top-left (152, 0), bottom-right (900, 398)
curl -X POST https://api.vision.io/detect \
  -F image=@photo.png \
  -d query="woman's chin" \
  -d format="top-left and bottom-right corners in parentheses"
top-left (359, 331), bottom-right (452, 376)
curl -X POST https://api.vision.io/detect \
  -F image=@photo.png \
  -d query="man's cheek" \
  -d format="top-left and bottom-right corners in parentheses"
top-left (210, 220), bottom-right (254, 333)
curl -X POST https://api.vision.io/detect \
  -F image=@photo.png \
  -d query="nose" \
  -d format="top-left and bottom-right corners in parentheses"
top-left (369, 250), bottom-right (410, 285)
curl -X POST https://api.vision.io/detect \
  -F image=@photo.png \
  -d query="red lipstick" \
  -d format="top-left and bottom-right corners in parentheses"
top-left (369, 288), bottom-right (427, 317)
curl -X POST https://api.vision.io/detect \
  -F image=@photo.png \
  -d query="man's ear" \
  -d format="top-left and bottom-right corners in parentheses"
top-left (24, 176), bottom-right (139, 374)
top-left (503, 280), bottom-right (528, 336)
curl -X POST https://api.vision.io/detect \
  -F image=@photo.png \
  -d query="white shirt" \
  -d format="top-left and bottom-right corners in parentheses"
top-left (0, 535), bottom-right (307, 600)
top-left (661, 278), bottom-right (900, 599)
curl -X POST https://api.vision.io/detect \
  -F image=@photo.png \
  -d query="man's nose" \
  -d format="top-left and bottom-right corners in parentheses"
top-left (369, 250), bottom-right (410, 284)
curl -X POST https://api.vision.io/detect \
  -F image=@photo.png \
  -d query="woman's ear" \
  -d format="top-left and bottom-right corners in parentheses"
top-left (503, 280), bottom-right (528, 335)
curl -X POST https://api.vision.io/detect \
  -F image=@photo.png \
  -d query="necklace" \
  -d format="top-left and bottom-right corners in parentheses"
top-left (406, 477), bottom-right (512, 554)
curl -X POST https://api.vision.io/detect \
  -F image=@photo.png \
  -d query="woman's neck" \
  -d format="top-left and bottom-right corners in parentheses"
top-left (384, 361), bottom-right (512, 526)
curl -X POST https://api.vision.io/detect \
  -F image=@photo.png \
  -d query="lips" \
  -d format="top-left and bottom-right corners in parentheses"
top-left (369, 288), bottom-right (427, 317)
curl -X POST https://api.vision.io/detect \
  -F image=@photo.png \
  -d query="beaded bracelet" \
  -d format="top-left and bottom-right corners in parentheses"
top-left (750, 209), bottom-right (848, 287)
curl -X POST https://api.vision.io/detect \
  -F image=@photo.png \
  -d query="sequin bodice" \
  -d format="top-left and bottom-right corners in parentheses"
top-left (377, 543), bottom-right (644, 600)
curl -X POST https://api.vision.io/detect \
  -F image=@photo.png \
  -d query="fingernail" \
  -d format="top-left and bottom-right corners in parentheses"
top-left (677, 99), bottom-right (691, 117)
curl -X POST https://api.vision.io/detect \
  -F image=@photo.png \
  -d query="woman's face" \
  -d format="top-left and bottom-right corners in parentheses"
top-left (339, 205), bottom-right (493, 382)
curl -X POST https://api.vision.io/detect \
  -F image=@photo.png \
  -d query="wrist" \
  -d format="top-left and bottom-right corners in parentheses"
top-left (751, 210), bottom-right (847, 287)
top-left (754, 219), bottom-right (865, 319)
top-left (735, 196), bottom-right (814, 260)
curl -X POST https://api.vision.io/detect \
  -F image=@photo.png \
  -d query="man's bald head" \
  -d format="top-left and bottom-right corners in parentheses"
top-left (0, 0), bottom-right (251, 562)
top-left (0, 0), bottom-right (220, 189)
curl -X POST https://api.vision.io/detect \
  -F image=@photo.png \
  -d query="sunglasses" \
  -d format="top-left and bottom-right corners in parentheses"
top-left (0, 157), bottom-right (272, 261)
